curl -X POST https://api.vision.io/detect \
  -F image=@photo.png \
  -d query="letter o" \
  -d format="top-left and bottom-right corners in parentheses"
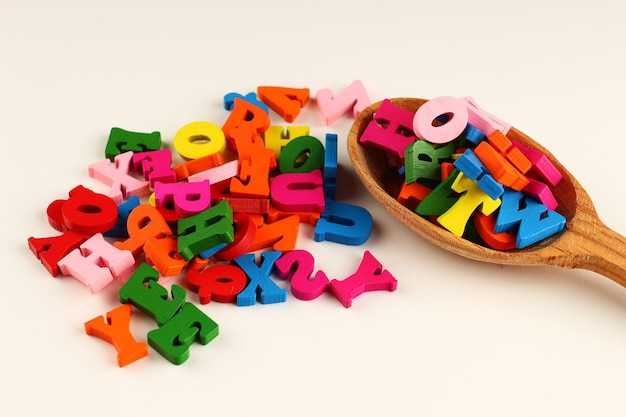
top-left (413, 96), bottom-right (468, 144)
top-left (174, 121), bottom-right (226, 160)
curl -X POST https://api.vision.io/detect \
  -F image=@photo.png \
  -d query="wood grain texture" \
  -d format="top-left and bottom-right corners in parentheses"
top-left (347, 98), bottom-right (626, 286)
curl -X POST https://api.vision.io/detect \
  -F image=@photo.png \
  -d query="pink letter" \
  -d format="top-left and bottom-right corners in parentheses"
top-left (58, 233), bottom-right (135, 292)
top-left (316, 80), bottom-right (371, 125)
top-left (154, 180), bottom-right (211, 218)
top-left (274, 249), bottom-right (329, 300)
top-left (413, 96), bottom-right (468, 144)
top-left (463, 96), bottom-right (511, 136)
top-left (88, 151), bottom-right (150, 204)
top-left (270, 170), bottom-right (325, 213)
top-left (329, 251), bottom-right (397, 308)
top-left (358, 99), bottom-right (416, 161)
top-left (132, 149), bottom-right (176, 188)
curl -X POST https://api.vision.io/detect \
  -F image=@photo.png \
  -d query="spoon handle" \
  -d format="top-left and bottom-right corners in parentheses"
top-left (570, 219), bottom-right (626, 287)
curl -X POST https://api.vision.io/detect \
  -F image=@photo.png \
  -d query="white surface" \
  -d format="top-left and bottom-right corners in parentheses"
top-left (2, 1), bottom-right (626, 416)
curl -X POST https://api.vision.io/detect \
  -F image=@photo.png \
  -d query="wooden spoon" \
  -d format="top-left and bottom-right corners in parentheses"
top-left (347, 98), bottom-right (626, 286)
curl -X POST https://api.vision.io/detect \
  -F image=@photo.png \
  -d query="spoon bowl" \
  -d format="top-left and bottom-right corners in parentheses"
top-left (347, 98), bottom-right (626, 286)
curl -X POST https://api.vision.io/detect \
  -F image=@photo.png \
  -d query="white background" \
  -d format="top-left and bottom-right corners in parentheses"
top-left (3, 1), bottom-right (626, 416)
